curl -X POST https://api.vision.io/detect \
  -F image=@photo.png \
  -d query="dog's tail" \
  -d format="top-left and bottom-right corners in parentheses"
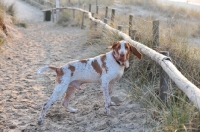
top-left (37, 66), bottom-right (57, 75)
top-left (37, 66), bottom-right (63, 75)
top-left (37, 66), bottom-right (64, 83)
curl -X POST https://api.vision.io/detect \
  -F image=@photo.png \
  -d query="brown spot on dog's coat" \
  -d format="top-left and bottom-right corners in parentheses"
top-left (91, 60), bottom-right (102, 75)
top-left (112, 41), bottom-right (120, 56)
top-left (100, 54), bottom-right (108, 73)
top-left (68, 65), bottom-right (75, 77)
top-left (49, 66), bottom-right (64, 83)
top-left (79, 59), bottom-right (88, 65)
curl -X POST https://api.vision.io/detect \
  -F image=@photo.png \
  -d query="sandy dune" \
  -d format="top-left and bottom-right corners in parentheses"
top-left (0, 0), bottom-right (148, 131)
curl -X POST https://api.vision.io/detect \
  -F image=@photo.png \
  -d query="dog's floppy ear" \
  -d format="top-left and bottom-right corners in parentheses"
top-left (106, 41), bottom-right (119, 49)
top-left (129, 43), bottom-right (142, 59)
top-left (106, 46), bottom-right (112, 49)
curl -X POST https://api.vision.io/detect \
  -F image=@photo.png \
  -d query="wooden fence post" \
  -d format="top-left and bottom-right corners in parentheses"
top-left (72, 9), bottom-right (75, 19)
top-left (104, 18), bottom-right (108, 24)
top-left (153, 20), bottom-right (159, 48)
top-left (94, 17), bottom-right (98, 29)
top-left (111, 9), bottom-right (115, 22)
top-left (52, 9), bottom-right (55, 22)
top-left (81, 12), bottom-right (85, 29)
top-left (111, 9), bottom-right (115, 25)
top-left (105, 6), bottom-right (108, 18)
top-left (102, 18), bottom-right (108, 32)
top-left (43, 0), bottom-right (45, 8)
top-left (118, 25), bottom-right (122, 31)
top-left (159, 51), bottom-right (170, 107)
top-left (56, 0), bottom-right (60, 22)
top-left (96, 5), bottom-right (98, 14)
top-left (89, 4), bottom-right (91, 12)
top-left (129, 15), bottom-right (133, 36)
top-left (130, 30), bottom-right (137, 40)
top-left (78, 0), bottom-right (80, 7)
top-left (96, 0), bottom-right (98, 6)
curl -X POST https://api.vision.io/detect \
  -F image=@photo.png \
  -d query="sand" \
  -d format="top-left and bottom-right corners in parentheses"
top-left (0, 0), bottom-right (148, 131)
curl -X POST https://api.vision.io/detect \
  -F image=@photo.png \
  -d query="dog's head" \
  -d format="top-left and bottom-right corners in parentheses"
top-left (109, 40), bottom-right (142, 62)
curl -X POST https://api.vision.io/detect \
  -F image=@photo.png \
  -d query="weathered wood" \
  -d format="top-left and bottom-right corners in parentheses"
top-left (153, 20), bottom-right (159, 47)
top-left (111, 9), bottom-right (115, 23)
top-left (118, 25), bottom-right (122, 31)
top-left (78, 0), bottom-right (80, 8)
top-left (159, 51), bottom-right (170, 106)
top-left (89, 4), bottom-right (91, 12)
top-left (52, 9), bottom-right (55, 22)
top-left (130, 30), bottom-right (137, 40)
top-left (81, 12), bottom-right (85, 29)
top-left (105, 7), bottom-right (108, 18)
top-left (129, 15), bottom-right (133, 36)
top-left (104, 18), bottom-right (108, 24)
top-left (48, 7), bottom-right (200, 111)
top-left (96, 0), bottom-right (98, 7)
top-left (94, 17), bottom-right (98, 28)
top-left (44, 0), bottom-right (47, 8)
top-left (96, 5), bottom-right (99, 14)
top-left (73, 9), bottom-right (75, 19)
top-left (56, 0), bottom-right (60, 21)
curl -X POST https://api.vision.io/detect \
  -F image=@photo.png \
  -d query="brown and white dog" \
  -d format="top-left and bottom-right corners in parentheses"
top-left (37, 40), bottom-right (142, 125)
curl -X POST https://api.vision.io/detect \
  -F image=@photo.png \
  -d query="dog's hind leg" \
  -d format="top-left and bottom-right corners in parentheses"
top-left (38, 81), bottom-right (69, 125)
top-left (62, 86), bottom-right (78, 113)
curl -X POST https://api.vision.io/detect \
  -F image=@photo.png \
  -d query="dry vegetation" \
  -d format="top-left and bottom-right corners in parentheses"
top-left (85, 0), bottom-right (200, 131)
top-left (0, 2), bottom-right (8, 48)
top-left (0, 1), bottom-right (27, 49)
top-left (28, 0), bottom-right (200, 131)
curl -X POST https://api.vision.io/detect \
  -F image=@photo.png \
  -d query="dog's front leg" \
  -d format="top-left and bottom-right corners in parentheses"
top-left (108, 83), bottom-right (117, 106)
top-left (101, 81), bottom-right (111, 115)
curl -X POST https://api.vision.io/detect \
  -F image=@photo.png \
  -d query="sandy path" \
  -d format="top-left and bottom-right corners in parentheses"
top-left (0, 0), bottom-right (148, 131)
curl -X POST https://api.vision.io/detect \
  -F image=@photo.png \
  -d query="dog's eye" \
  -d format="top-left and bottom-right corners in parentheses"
top-left (125, 46), bottom-right (128, 49)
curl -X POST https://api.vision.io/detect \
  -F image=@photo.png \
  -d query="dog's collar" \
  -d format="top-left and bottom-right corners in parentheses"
top-left (112, 52), bottom-right (122, 66)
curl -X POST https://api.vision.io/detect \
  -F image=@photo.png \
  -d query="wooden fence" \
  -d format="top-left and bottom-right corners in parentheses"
top-left (24, 0), bottom-right (200, 111)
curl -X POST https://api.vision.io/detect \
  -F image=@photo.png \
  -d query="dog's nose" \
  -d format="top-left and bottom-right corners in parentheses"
top-left (120, 54), bottom-right (125, 58)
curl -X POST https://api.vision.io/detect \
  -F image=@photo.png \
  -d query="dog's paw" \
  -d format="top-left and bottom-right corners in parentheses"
top-left (68, 107), bottom-right (78, 113)
top-left (104, 107), bottom-right (110, 115)
top-left (110, 101), bottom-right (116, 106)
top-left (38, 118), bottom-right (44, 125)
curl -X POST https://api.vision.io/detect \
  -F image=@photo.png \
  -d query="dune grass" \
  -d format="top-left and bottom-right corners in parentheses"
top-left (81, 0), bottom-right (200, 131)
top-left (0, 2), bottom-right (6, 48)
top-left (0, 0), bottom-right (23, 49)
top-left (123, 0), bottom-right (200, 19)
